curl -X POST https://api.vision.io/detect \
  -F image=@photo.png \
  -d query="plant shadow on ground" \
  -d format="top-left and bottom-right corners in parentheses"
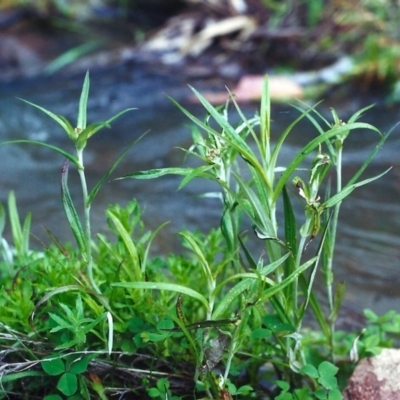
top-left (0, 73), bottom-right (400, 399)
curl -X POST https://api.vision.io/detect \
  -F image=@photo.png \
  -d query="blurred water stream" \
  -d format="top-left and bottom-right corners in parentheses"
top-left (0, 64), bottom-right (399, 316)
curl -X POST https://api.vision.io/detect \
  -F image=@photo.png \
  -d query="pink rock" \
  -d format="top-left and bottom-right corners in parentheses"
top-left (194, 74), bottom-right (303, 104)
top-left (343, 348), bottom-right (400, 400)
top-left (234, 75), bottom-right (303, 101)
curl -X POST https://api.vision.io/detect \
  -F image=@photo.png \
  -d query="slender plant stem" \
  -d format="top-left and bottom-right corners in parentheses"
top-left (326, 147), bottom-right (343, 311)
top-left (325, 145), bottom-right (343, 360)
top-left (76, 148), bottom-right (101, 294)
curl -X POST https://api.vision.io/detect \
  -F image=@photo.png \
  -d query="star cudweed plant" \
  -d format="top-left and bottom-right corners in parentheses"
top-left (2, 72), bottom-right (134, 294)
top-left (0, 72), bottom-right (397, 399)
top-left (119, 76), bottom-right (393, 394)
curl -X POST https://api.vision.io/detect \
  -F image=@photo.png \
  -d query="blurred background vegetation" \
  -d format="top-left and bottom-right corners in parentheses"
top-left (0, 0), bottom-right (400, 98)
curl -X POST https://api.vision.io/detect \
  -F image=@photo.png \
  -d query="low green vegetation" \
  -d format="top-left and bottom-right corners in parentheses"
top-left (0, 73), bottom-right (399, 399)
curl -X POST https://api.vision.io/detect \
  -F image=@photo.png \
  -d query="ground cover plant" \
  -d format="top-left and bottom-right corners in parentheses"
top-left (0, 73), bottom-right (399, 399)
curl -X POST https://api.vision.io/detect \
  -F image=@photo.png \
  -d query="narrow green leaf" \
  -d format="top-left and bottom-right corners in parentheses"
top-left (282, 185), bottom-right (297, 307)
top-left (18, 99), bottom-right (75, 140)
top-left (297, 213), bottom-right (333, 337)
top-left (213, 272), bottom-right (274, 300)
top-left (0, 371), bottom-right (43, 383)
top-left (61, 160), bottom-right (86, 254)
top-left (322, 168), bottom-right (391, 208)
top-left (347, 103), bottom-right (376, 124)
top-left (238, 234), bottom-right (258, 270)
top-left (7, 191), bottom-right (22, 253)
top-left (180, 232), bottom-right (213, 285)
top-left (233, 172), bottom-right (275, 236)
top-left (106, 311), bottom-right (113, 355)
top-left (191, 86), bottom-right (252, 151)
top-left (112, 281), bottom-right (210, 311)
top-left (0, 140), bottom-right (79, 166)
top-left (291, 102), bottom-right (336, 157)
top-left (220, 205), bottom-right (236, 253)
top-left (168, 94), bottom-right (265, 185)
top-left (178, 165), bottom-right (216, 189)
top-left (21, 210), bottom-right (32, 256)
top-left (282, 185), bottom-right (297, 255)
top-left (329, 281), bottom-right (346, 323)
top-left (260, 256), bottom-right (317, 302)
top-left (347, 127), bottom-right (395, 187)
top-left (212, 253), bottom-right (291, 319)
top-left (77, 71), bottom-right (90, 130)
top-left (185, 318), bottom-right (239, 331)
top-left (106, 210), bottom-right (141, 281)
top-left (48, 313), bottom-right (72, 331)
top-left (119, 167), bottom-right (194, 180)
top-left (260, 75), bottom-right (271, 159)
top-left (142, 221), bottom-right (170, 273)
top-left (76, 108), bottom-right (135, 149)
top-left (273, 122), bottom-right (382, 201)
top-left (270, 102), bottom-right (321, 176)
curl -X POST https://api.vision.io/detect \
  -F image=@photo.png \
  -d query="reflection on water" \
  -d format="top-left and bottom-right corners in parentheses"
top-left (0, 65), bottom-right (399, 315)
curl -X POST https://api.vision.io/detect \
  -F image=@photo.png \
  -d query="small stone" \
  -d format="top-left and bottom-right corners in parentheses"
top-left (343, 348), bottom-right (400, 400)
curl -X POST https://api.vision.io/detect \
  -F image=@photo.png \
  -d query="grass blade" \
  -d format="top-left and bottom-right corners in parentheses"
top-left (119, 167), bottom-right (195, 180)
top-left (77, 71), bottom-right (90, 130)
top-left (0, 140), bottom-right (79, 166)
top-left (0, 371), bottom-right (43, 384)
top-left (212, 253), bottom-right (291, 319)
top-left (260, 75), bottom-right (271, 159)
top-left (18, 99), bottom-right (75, 140)
top-left (282, 185), bottom-right (297, 256)
top-left (106, 209), bottom-right (142, 281)
top-left (75, 108), bottom-right (135, 149)
top-left (111, 282), bottom-right (210, 312)
top-left (273, 122), bottom-right (382, 201)
top-left (180, 231), bottom-right (213, 286)
top-left (61, 160), bottom-right (86, 254)
top-left (322, 168), bottom-right (391, 208)
top-left (347, 126), bottom-right (396, 186)
top-left (269, 102), bottom-right (321, 177)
